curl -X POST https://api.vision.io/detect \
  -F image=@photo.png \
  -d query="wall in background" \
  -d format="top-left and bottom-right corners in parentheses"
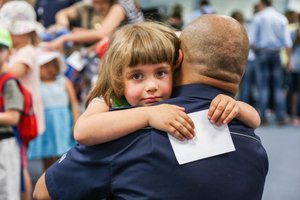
top-left (288, 0), bottom-right (300, 12)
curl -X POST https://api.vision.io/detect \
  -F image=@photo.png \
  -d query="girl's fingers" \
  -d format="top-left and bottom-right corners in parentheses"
top-left (223, 106), bottom-right (239, 124)
top-left (210, 99), bottom-right (228, 124)
top-left (215, 101), bottom-right (235, 125)
top-left (176, 106), bottom-right (186, 111)
top-left (168, 126), bottom-right (185, 141)
top-left (208, 96), bottom-right (222, 120)
top-left (179, 111), bottom-right (195, 129)
top-left (170, 118), bottom-right (194, 140)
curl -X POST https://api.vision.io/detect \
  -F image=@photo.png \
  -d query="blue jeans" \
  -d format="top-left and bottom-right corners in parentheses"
top-left (286, 72), bottom-right (300, 117)
top-left (255, 50), bottom-right (286, 121)
top-left (239, 59), bottom-right (258, 105)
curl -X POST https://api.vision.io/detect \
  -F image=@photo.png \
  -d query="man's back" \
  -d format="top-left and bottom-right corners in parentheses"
top-left (45, 84), bottom-right (268, 199)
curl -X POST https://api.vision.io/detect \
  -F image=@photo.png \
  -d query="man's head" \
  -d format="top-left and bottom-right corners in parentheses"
top-left (199, 0), bottom-right (210, 6)
top-left (176, 14), bottom-right (249, 95)
top-left (261, 0), bottom-right (272, 7)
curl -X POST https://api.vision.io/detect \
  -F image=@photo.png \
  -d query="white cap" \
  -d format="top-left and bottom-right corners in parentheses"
top-left (37, 48), bottom-right (67, 74)
top-left (0, 1), bottom-right (41, 35)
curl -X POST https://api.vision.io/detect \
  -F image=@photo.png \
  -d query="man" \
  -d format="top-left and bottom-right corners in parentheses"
top-left (251, 0), bottom-right (292, 125)
top-left (185, 0), bottom-right (215, 25)
top-left (34, 15), bottom-right (268, 200)
top-left (231, 9), bottom-right (259, 106)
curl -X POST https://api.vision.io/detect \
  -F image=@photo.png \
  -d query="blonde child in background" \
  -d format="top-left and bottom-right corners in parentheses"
top-left (27, 49), bottom-right (80, 172)
top-left (74, 22), bottom-right (261, 146)
top-left (0, 27), bottom-right (22, 200)
top-left (0, 1), bottom-right (45, 199)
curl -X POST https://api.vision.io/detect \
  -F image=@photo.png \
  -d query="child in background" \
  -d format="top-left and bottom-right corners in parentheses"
top-left (0, 1), bottom-right (45, 199)
top-left (0, 28), bottom-right (22, 200)
top-left (27, 49), bottom-right (80, 172)
top-left (74, 22), bottom-right (261, 146)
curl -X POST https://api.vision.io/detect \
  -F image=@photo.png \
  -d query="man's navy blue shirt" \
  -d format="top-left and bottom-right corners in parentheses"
top-left (46, 84), bottom-right (268, 200)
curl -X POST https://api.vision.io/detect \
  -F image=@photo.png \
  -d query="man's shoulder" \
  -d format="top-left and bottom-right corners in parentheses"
top-left (265, 7), bottom-right (286, 21)
top-left (228, 120), bottom-right (260, 142)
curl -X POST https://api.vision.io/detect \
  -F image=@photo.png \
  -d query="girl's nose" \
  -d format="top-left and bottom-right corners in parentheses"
top-left (145, 79), bottom-right (158, 92)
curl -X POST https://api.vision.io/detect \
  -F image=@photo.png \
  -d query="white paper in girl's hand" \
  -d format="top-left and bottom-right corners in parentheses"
top-left (168, 109), bottom-right (235, 165)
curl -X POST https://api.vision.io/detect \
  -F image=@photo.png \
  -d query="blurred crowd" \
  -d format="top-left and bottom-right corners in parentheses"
top-left (0, 0), bottom-right (299, 199)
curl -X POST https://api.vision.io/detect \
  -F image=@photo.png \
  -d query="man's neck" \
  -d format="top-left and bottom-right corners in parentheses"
top-left (175, 73), bottom-right (237, 95)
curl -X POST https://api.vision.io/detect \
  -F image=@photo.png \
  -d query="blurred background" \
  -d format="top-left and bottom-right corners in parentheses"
top-left (140, 0), bottom-right (300, 25)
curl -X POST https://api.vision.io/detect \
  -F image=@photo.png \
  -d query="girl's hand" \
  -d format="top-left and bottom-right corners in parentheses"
top-left (208, 94), bottom-right (240, 126)
top-left (147, 104), bottom-right (195, 141)
top-left (43, 36), bottom-right (65, 52)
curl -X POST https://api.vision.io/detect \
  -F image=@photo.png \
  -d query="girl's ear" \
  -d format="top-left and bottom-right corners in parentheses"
top-left (174, 49), bottom-right (183, 70)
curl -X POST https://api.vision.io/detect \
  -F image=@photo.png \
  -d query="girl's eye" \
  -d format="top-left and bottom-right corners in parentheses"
top-left (156, 70), bottom-right (167, 77)
top-left (131, 73), bottom-right (143, 80)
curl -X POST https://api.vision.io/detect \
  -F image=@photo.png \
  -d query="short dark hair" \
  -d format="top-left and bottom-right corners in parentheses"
top-left (231, 10), bottom-right (244, 24)
top-left (261, 0), bottom-right (272, 6)
top-left (200, 0), bottom-right (210, 6)
top-left (0, 44), bottom-right (9, 51)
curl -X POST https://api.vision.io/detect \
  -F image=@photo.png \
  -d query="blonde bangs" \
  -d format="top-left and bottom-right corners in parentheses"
top-left (126, 27), bottom-right (178, 67)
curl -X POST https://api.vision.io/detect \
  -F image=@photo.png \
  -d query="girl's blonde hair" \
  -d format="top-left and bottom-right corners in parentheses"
top-left (86, 21), bottom-right (180, 107)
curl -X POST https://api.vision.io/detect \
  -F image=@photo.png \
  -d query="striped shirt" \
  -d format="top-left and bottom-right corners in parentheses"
top-left (118, 0), bottom-right (144, 26)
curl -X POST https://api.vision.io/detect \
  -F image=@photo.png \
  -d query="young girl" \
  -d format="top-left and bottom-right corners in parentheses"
top-left (0, 1), bottom-right (45, 199)
top-left (0, 27), bottom-right (22, 200)
top-left (27, 49), bottom-right (80, 172)
top-left (74, 22), bottom-right (261, 145)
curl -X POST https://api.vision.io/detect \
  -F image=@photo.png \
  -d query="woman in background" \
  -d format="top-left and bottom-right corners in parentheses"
top-left (47, 0), bottom-right (144, 51)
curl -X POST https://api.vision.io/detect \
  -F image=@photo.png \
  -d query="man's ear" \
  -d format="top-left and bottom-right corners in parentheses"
top-left (174, 49), bottom-right (183, 70)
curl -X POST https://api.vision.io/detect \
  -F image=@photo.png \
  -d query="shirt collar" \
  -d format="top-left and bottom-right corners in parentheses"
top-left (171, 83), bottom-right (234, 100)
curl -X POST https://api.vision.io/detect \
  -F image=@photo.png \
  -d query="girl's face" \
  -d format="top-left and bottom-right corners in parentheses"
top-left (10, 34), bottom-right (30, 48)
top-left (123, 62), bottom-right (173, 106)
top-left (10, 34), bottom-right (21, 48)
top-left (40, 60), bottom-right (59, 81)
top-left (0, 47), bottom-right (10, 66)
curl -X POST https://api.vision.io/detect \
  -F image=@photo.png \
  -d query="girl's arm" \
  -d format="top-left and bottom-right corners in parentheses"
top-left (208, 94), bottom-right (261, 128)
top-left (55, 4), bottom-right (78, 29)
top-left (33, 173), bottom-right (51, 200)
top-left (47, 4), bottom-right (126, 50)
top-left (73, 99), bottom-right (195, 145)
top-left (4, 63), bottom-right (28, 78)
top-left (65, 78), bottom-right (80, 123)
top-left (0, 110), bottom-right (21, 125)
top-left (235, 101), bottom-right (261, 128)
